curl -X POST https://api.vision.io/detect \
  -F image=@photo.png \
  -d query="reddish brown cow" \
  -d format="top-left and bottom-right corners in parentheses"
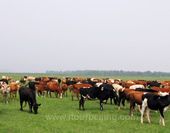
top-left (127, 91), bottom-right (145, 116)
top-left (69, 85), bottom-right (74, 92)
top-left (9, 82), bottom-right (20, 101)
top-left (72, 83), bottom-right (92, 101)
top-left (61, 84), bottom-right (68, 96)
top-left (121, 81), bottom-right (135, 88)
top-left (47, 82), bottom-right (62, 98)
top-left (134, 80), bottom-right (147, 87)
top-left (151, 87), bottom-right (170, 93)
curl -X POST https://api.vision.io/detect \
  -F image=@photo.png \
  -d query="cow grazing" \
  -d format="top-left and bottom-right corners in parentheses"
top-left (141, 93), bottom-right (170, 126)
top-left (79, 83), bottom-right (118, 111)
top-left (0, 84), bottom-right (10, 103)
top-left (19, 86), bottom-right (41, 114)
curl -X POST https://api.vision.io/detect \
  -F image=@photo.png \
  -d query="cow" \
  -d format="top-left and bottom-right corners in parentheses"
top-left (61, 84), bottom-right (68, 96)
top-left (112, 84), bottom-right (123, 96)
top-left (79, 83), bottom-right (118, 111)
top-left (0, 84), bottom-right (10, 103)
top-left (47, 82), bottom-right (62, 98)
top-left (9, 82), bottom-right (20, 101)
top-left (141, 93), bottom-right (170, 126)
top-left (72, 83), bottom-right (92, 101)
top-left (134, 80), bottom-right (148, 87)
top-left (147, 81), bottom-right (162, 88)
top-left (0, 79), bottom-right (8, 84)
top-left (19, 86), bottom-right (41, 114)
top-left (35, 82), bottom-right (48, 97)
top-left (121, 81), bottom-right (135, 88)
top-left (151, 87), bottom-right (170, 94)
top-left (129, 84), bottom-right (145, 90)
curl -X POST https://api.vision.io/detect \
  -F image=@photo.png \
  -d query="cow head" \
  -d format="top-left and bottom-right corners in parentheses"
top-left (33, 103), bottom-right (41, 114)
top-left (1, 84), bottom-right (10, 94)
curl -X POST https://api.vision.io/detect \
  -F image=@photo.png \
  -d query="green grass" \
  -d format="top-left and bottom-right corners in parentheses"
top-left (0, 74), bottom-right (170, 133)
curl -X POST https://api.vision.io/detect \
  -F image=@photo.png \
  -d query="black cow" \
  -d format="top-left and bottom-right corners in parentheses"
top-left (135, 88), bottom-right (158, 92)
top-left (147, 81), bottom-right (162, 88)
top-left (79, 83), bottom-right (118, 111)
top-left (0, 79), bottom-right (8, 84)
top-left (66, 81), bottom-right (77, 86)
top-left (141, 93), bottom-right (170, 126)
top-left (19, 86), bottom-right (41, 114)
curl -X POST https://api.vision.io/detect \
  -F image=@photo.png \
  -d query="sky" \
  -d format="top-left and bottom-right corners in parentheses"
top-left (0, 0), bottom-right (170, 73)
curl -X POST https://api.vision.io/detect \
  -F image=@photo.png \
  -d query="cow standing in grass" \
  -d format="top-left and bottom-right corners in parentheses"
top-left (0, 84), bottom-right (10, 103)
top-left (79, 83), bottom-right (118, 111)
top-left (141, 92), bottom-right (170, 126)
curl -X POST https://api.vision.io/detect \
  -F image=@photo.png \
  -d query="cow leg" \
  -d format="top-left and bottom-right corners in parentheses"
top-left (117, 97), bottom-right (121, 110)
top-left (141, 99), bottom-right (147, 124)
top-left (100, 100), bottom-right (103, 111)
top-left (146, 107), bottom-right (151, 124)
top-left (72, 92), bottom-right (75, 101)
top-left (12, 93), bottom-right (14, 101)
top-left (3, 95), bottom-right (5, 103)
top-left (76, 92), bottom-right (79, 101)
top-left (49, 91), bottom-right (52, 97)
top-left (130, 101), bottom-right (134, 116)
top-left (10, 92), bottom-right (12, 100)
top-left (20, 100), bottom-right (23, 111)
top-left (79, 96), bottom-right (85, 110)
top-left (122, 98), bottom-right (126, 109)
top-left (15, 93), bottom-right (17, 101)
top-left (54, 91), bottom-right (57, 98)
top-left (29, 102), bottom-right (33, 113)
top-left (66, 90), bottom-right (68, 97)
top-left (159, 109), bottom-right (165, 126)
top-left (6, 94), bottom-right (8, 103)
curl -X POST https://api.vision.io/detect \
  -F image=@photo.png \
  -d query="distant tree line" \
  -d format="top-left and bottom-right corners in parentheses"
top-left (46, 70), bottom-right (170, 76)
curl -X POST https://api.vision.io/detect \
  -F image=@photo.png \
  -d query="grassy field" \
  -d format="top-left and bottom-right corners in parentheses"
top-left (0, 73), bottom-right (170, 133)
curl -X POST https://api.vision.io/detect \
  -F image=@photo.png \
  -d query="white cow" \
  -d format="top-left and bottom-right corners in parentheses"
top-left (129, 84), bottom-right (145, 89)
top-left (1, 84), bottom-right (10, 103)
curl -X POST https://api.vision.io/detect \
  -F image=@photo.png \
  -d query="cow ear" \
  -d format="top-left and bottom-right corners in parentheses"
top-left (38, 104), bottom-right (41, 106)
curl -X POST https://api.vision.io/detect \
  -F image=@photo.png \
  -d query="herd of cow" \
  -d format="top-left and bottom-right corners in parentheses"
top-left (0, 76), bottom-right (170, 126)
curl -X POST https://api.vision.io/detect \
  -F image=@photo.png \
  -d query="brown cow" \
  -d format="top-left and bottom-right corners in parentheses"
top-left (127, 91), bottom-right (145, 116)
top-left (9, 82), bottom-right (20, 101)
top-left (151, 87), bottom-right (170, 93)
top-left (61, 84), bottom-right (68, 96)
top-left (121, 81), bottom-right (135, 88)
top-left (134, 80), bottom-right (148, 87)
top-left (47, 82), bottom-right (62, 98)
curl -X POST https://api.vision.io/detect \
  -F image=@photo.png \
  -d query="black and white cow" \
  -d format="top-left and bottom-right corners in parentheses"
top-left (147, 81), bottom-right (162, 88)
top-left (79, 83), bottom-right (118, 111)
top-left (141, 92), bottom-right (170, 126)
top-left (19, 86), bottom-right (41, 114)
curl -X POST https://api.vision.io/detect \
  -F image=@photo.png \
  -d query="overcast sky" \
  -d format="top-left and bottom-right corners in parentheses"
top-left (0, 0), bottom-right (170, 73)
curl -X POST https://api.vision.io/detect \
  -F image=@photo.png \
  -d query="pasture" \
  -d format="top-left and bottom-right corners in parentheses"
top-left (0, 73), bottom-right (170, 133)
